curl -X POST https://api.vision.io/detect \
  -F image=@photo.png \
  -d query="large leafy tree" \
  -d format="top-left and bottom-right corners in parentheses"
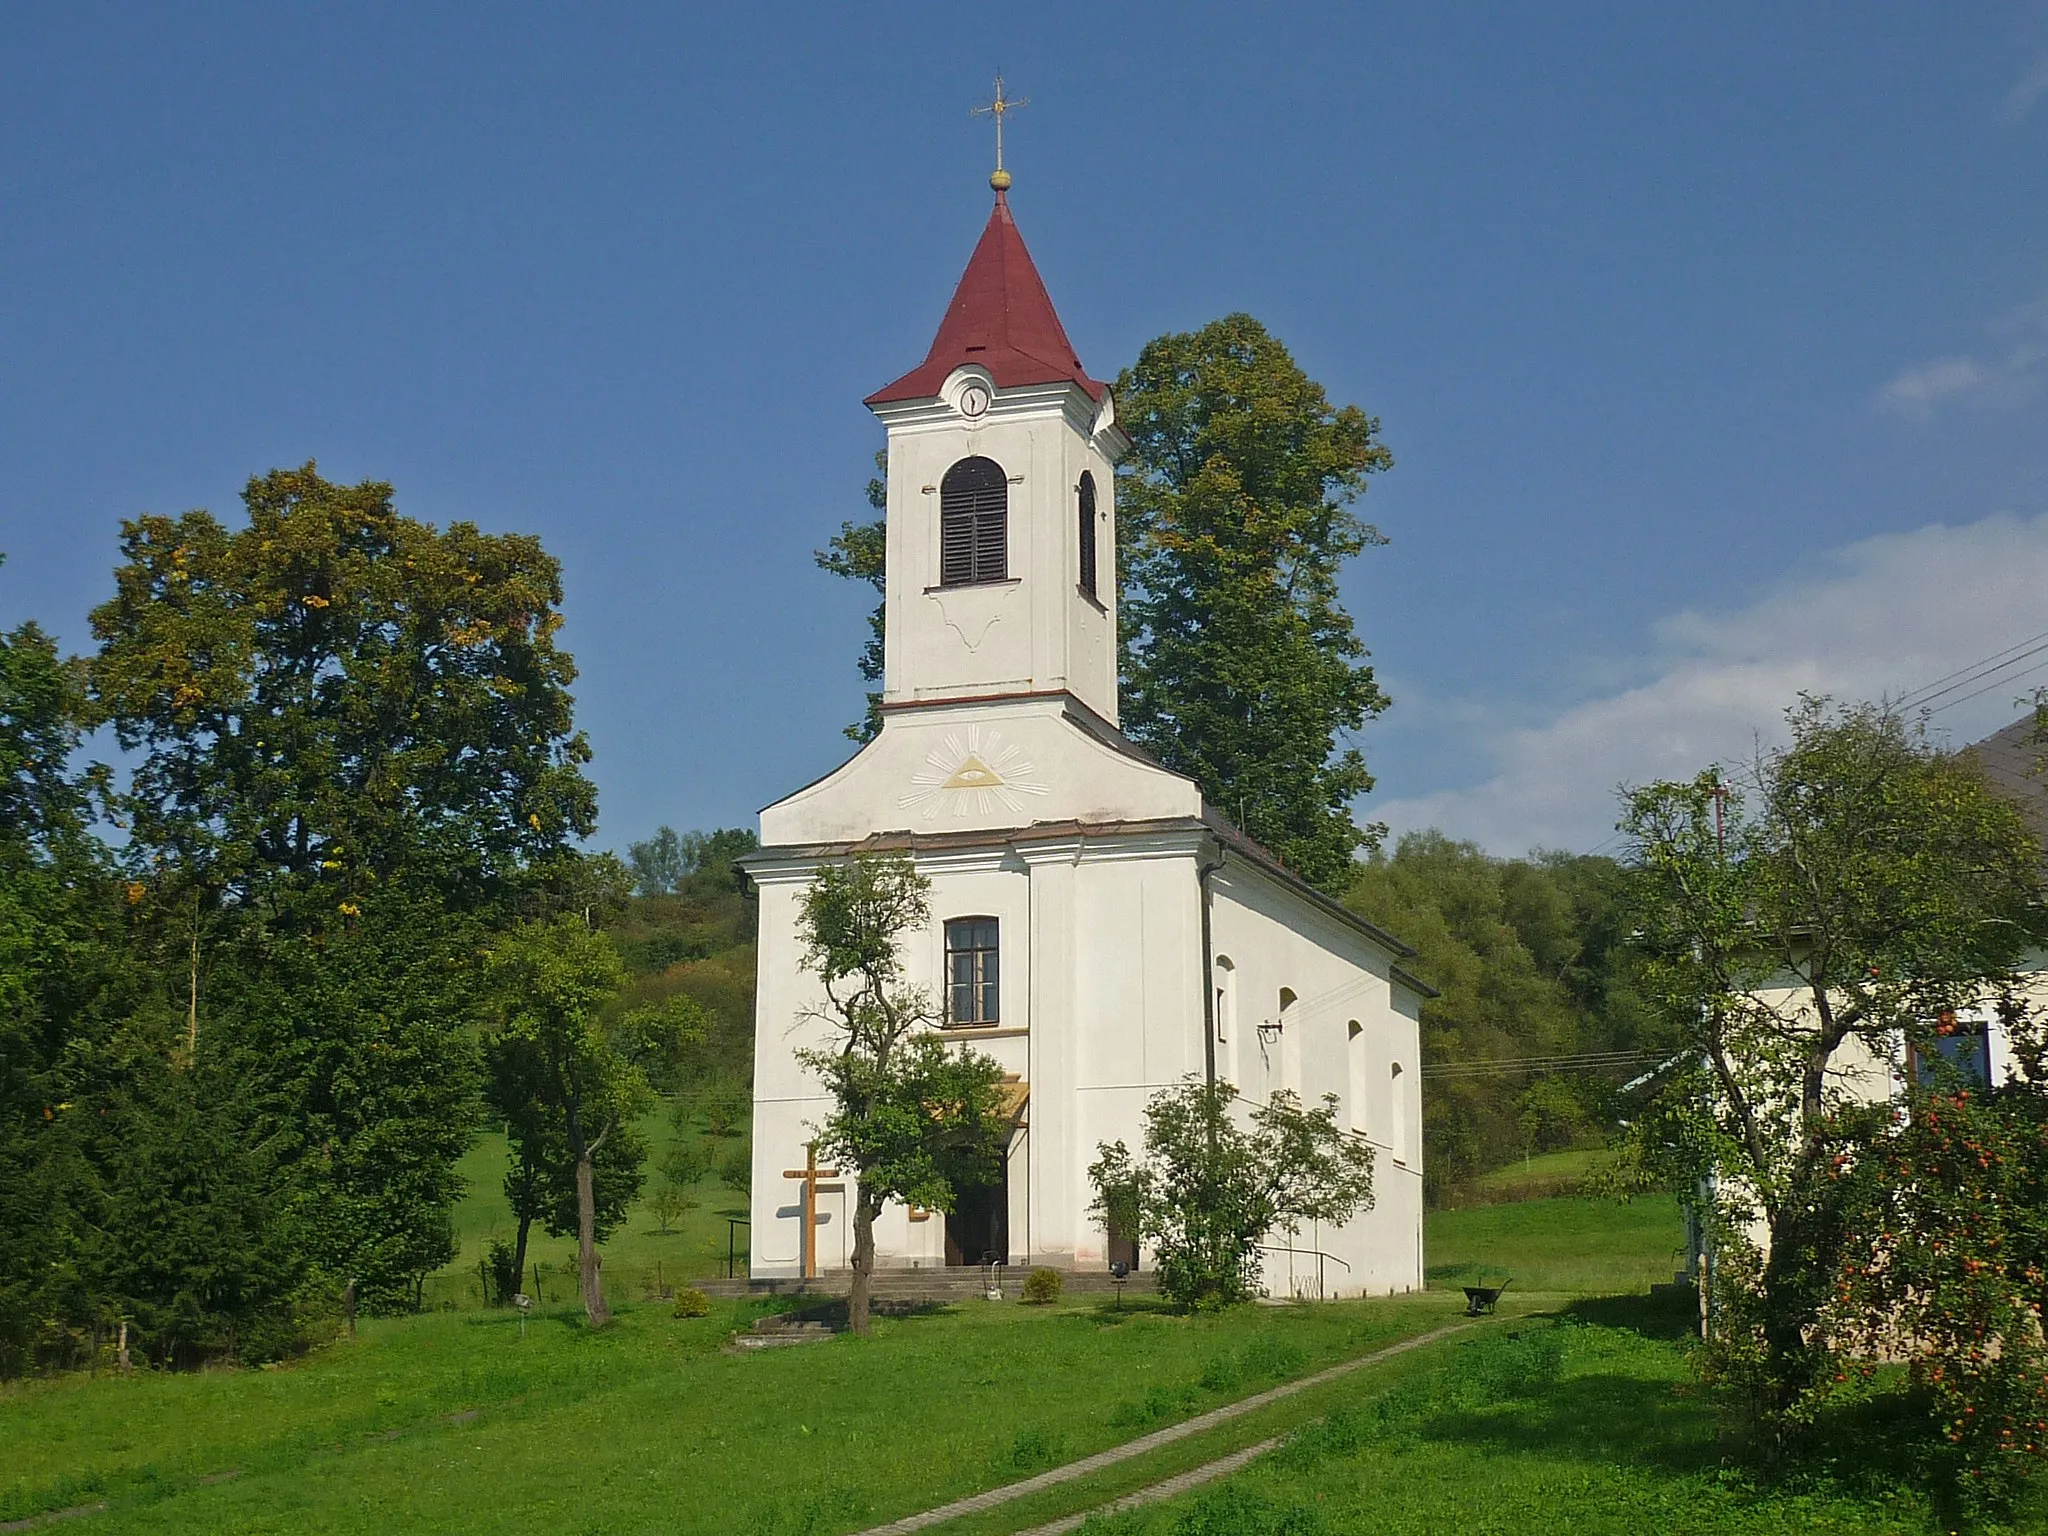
top-left (85, 463), bottom-right (598, 1310)
top-left (1115, 315), bottom-right (1394, 890)
top-left (89, 461), bottom-right (596, 914)
top-left (1088, 1080), bottom-right (1375, 1310)
top-left (794, 853), bottom-right (1009, 1335)
top-left (1617, 697), bottom-right (2046, 1460)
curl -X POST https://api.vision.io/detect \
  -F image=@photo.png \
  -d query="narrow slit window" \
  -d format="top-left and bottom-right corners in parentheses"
top-left (940, 457), bottom-right (1008, 587)
top-left (946, 917), bottom-right (1001, 1025)
top-left (1347, 1021), bottom-right (1367, 1134)
top-left (1077, 471), bottom-right (1098, 597)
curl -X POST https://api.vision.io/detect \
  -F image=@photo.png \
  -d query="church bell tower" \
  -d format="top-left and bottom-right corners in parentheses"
top-left (863, 171), bottom-right (1129, 728)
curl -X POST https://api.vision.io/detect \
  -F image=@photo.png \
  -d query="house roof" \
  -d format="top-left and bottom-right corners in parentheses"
top-left (1963, 713), bottom-right (2048, 851)
top-left (865, 190), bottom-right (1107, 407)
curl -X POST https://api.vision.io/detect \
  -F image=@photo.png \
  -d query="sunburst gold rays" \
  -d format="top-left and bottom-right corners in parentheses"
top-left (898, 725), bottom-right (1049, 819)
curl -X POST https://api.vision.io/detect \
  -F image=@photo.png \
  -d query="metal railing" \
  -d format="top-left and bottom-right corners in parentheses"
top-left (1255, 1243), bottom-right (1352, 1301)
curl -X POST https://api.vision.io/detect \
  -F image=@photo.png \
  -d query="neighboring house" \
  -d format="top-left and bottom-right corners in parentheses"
top-left (742, 175), bottom-right (1429, 1297)
top-left (1680, 712), bottom-right (2046, 1287)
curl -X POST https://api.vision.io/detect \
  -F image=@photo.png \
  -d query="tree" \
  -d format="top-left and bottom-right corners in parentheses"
top-left (793, 853), bottom-right (1009, 1335)
top-left (1828, 1076), bottom-right (2048, 1507)
top-left (627, 825), bottom-right (761, 899)
top-left (813, 450), bottom-right (887, 743)
top-left (1618, 697), bottom-right (2046, 1457)
top-left (85, 463), bottom-right (598, 1312)
top-left (626, 827), bottom-right (688, 898)
top-left (1088, 1080), bottom-right (1375, 1310)
top-left (491, 1045), bottom-right (650, 1303)
top-left (1116, 315), bottom-right (1393, 889)
top-left (651, 1139), bottom-right (711, 1235)
top-left (484, 915), bottom-right (696, 1326)
top-left (88, 462), bottom-right (597, 922)
top-left (0, 592), bottom-right (109, 1371)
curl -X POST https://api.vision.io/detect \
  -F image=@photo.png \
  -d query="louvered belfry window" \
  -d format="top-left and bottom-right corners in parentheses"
top-left (1077, 470), bottom-right (1098, 597)
top-left (940, 456), bottom-right (1008, 586)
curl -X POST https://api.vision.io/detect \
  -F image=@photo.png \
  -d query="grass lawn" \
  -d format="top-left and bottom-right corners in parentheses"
top-left (9, 1183), bottom-right (2030, 1533)
top-left (1463, 1145), bottom-right (1605, 1201)
top-left (1426, 1193), bottom-right (1686, 1297)
top-left (1071, 1297), bottom-right (2040, 1535)
top-left (0, 1290), bottom-right (1459, 1534)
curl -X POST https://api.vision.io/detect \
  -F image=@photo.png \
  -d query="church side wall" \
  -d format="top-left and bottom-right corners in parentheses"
top-left (1206, 867), bottom-right (1425, 1296)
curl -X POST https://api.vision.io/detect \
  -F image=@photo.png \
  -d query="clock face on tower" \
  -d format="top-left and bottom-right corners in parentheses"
top-left (958, 383), bottom-right (991, 419)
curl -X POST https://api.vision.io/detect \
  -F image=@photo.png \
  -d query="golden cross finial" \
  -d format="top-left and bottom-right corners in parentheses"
top-left (972, 73), bottom-right (1029, 191)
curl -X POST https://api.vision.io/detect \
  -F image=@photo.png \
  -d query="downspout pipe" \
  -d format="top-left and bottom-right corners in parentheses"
top-left (1198, 846), bottom-right (1226, 1151)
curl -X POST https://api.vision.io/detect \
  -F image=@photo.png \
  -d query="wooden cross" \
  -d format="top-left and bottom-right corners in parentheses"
top-left (782, 1141), bottom-right (841, 1279)
top-left (972, 73), bottom-right (1029, 181)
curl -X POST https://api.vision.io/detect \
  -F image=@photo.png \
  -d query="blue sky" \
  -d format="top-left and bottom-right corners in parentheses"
top-left (4, 4), bottom-right (2047, 855)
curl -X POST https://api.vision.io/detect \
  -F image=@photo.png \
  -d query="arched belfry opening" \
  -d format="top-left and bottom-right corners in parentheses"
top-left (939, 456), bottom-right (1009, 587)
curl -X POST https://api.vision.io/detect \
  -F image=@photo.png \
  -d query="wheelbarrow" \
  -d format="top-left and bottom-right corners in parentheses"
top-left (1461, 1277), bottom-right (1512, 1316)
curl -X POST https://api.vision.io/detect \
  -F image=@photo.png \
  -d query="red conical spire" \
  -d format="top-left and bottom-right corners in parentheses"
top-left (866, 190), bottom-right (1106, 406)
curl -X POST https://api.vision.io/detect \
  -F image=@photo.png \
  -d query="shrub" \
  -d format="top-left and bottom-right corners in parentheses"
top-left (1007, 1426), bottom-right (1065, 1468)
top-left (672, 1287), bottom-right (711, 1318)
top-left (1240, 1332), bottom-right (1306, 1381)
top-left (717, 1144), bottom-right (752, 1195)
top-left (1022, 1267), bottom-right (1063, 1305)
top-left (1167, 1481), bottom-right (1327, 1535)
top-left (480, 1239), bottom-right (519, 1307)
top-left (1088, 1082), bottom-right (1374, 1311)
top-left (1110, 1383), bottom-right (1199, 1428)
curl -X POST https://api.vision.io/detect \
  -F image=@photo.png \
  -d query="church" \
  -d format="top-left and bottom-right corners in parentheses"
top-left (744, 166), bottom-right (1429, 1297)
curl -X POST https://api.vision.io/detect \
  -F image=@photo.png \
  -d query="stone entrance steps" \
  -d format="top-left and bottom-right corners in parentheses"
top-left (696, 1266), bottom-right (1158, 1303)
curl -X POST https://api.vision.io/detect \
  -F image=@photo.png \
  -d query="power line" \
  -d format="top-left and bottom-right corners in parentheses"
top-left (1924, 656), bottom-right (2048, 720)
top-left (1897, 628), bottom-right (2048, 711)
top-left (1421, 1048), bottom-right (1661, 1080)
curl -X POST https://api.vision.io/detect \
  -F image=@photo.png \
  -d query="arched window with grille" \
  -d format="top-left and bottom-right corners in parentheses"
top-left (1077, 470), bottom-right (1098, 597)
top-left (940, 456), bottom-right (1008, 587)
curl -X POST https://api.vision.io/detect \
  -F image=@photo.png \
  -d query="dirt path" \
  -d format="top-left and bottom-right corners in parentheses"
top-left (851, 1319), bottom-right (1477, 1536)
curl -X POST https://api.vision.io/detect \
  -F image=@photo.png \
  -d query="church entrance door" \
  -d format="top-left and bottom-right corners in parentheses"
top-left (945, 1164), bottom-right (1008, 1267)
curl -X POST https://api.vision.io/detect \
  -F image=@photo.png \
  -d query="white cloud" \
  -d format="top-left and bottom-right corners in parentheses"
top-left (1375, 513), bottom-right (2048, 854)
top-left (2005, 54), bottom-right (2048, 124)
top-left (1876, 357), bottom-right (1992, 417)
top-left (1877, 297), bottom-right (2048, 418)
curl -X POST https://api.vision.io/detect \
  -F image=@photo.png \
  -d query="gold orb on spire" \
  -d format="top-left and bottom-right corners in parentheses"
top-left (973, 74), bottom-right (1027, 196)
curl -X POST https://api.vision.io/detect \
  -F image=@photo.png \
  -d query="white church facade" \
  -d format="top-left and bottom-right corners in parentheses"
top-left (745, 177), bottom-right (1428, 1297)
